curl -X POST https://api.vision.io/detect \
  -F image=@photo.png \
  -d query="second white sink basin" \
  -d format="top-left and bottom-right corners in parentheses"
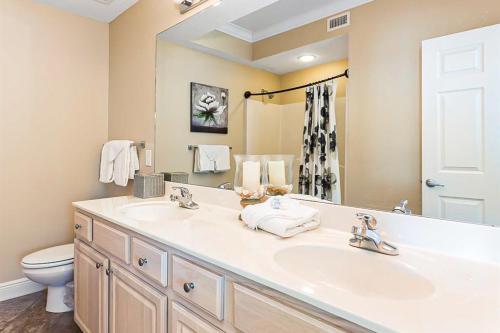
top-left (274, 245), bottom-right (435, 300)
top-left (118, 201), bottom-right (194, 222)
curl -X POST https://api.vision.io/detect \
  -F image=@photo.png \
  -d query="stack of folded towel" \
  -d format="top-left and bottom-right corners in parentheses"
top-left (241, 197), bottom-right (320, 238)
top-left (99, 140), bottom-right (140, 186)
top-left (194, 145), bottom-right (230, 173)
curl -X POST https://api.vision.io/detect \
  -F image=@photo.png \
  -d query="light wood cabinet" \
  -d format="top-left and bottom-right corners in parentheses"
top-left (109, 264), bottom-right (167, 333)
top-left (74, 240), bottom-right (109, 333)
top-left (93, 219), bottom-right (131, 264)
top-left (73, 210), bottom-right (372, 333)
top-left (172, 256), bottom-right (224, 320)
top-left (74, 212), bottom-right (93, 242)
top-left (233, 284), bottom-right (343, 333)
top-left (131, 237), bottom-right (168, 287)
top-left (171, 302), bottom-right (223, 333)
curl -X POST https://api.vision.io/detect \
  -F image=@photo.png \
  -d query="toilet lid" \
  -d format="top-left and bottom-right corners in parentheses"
top-left (22, 243), bottom-right (74, 268)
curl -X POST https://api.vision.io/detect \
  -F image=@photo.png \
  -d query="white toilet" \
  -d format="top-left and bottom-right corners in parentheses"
top-left (21, 243), bottom-right (74, 313)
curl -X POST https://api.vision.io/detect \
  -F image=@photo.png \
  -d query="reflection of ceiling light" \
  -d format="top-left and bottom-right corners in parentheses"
top-left (212, 0), bottom-right (222, 7)
top-left (298, 55), bottom-right (317, 63)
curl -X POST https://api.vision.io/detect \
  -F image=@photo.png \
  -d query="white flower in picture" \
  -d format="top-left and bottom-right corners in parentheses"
top-left (191, 83), bottom-right (229, 134)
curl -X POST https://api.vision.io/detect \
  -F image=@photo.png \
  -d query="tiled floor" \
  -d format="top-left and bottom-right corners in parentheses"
top-left (0, 291), bottom-right (81, 333)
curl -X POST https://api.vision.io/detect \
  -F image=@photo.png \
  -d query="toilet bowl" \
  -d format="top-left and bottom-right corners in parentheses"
top-left (21, 243), bottom-right (74, 313)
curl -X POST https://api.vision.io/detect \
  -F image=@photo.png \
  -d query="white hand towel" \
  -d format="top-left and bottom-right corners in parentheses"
top-left (241, 197), bottom-right (320, 238)
top-left (99, 140), bottom-right (133, 186)
top-left (129, 146), bottom-right (139, 179)
top-left (194, 145), bottom-right (230, 173)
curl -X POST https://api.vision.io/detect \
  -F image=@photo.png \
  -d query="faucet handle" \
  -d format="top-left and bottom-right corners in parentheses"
top-left (172, 186), bottom-right (191, 198)
top-left (356, 213), bottom-right (378, 230)
top-left (351, 226), bottom-right (365, 240)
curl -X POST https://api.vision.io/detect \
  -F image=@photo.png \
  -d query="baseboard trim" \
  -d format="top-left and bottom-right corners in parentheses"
top-left (0, 278), bottom-right (45, 302)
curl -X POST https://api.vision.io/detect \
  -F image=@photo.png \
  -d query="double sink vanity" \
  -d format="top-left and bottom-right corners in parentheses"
top-left (72, 184), bottom-right (500, 333)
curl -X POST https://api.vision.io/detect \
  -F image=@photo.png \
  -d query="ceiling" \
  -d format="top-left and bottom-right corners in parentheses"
top-left (35, 0), bottom-right (138, 22)
top-left (158, 0), bottom-right (361, 74)
top-left (218, 0), bottom-right (372, 42)
top-left (253, 34), bottom-right (348, 75)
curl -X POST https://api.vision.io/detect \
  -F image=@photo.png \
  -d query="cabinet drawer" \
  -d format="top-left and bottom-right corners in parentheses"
top-left (233, 284), bottom-right (342, 333)
top-left (93, 220), bottom-right (130, 264)
top-left (131, 238), bottom-right (168, 287)
top-left (74, 212), bottom-right (93, 242)
top-left (171, 302), bottom-right (223, 333)
top-left (172, 256), bottom-right (224, 320)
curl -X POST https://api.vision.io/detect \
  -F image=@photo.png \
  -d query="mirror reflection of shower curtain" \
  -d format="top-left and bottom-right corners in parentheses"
top-left (299, 81), bottom-right (342, 204)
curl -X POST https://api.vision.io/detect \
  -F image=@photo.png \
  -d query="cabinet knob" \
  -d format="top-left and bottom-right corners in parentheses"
top-left (183, 282), bottom-right (195, 293)
top-left (138, 258), bottom-right (148, 267)
top-left (96, 263), bottom-right (103, 269)
top-left (75, 224), bottom-right (82, 230)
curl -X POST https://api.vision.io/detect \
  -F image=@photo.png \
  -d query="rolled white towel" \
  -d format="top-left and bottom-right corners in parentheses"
top-left (241, 197), bottom-right (320, 238)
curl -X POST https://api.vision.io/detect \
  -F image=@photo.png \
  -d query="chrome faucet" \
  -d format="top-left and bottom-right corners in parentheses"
top-left (170, 187), bottom-right (199, 210)
top-left (349, 213), bottom-right (399, 256)
top-left (392, 199), bottom-right (411, 215)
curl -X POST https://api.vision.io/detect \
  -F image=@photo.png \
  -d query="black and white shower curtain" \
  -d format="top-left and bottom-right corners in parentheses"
top-left (298, 81), bottom-right (342, 203)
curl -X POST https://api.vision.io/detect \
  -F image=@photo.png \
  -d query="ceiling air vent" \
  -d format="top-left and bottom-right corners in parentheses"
top-left (327, 12), bottom-right (350, 32)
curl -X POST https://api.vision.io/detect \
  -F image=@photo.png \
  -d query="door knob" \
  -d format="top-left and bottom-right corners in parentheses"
top-left (425, 179), bottom-right (444, 188)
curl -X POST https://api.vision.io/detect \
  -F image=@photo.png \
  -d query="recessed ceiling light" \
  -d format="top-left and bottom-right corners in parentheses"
top-left (298, 55), bottom-right (316, 63)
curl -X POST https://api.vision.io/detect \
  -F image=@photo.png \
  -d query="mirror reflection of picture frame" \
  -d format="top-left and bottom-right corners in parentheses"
top-left (190, 82), bottom-right (228, 134)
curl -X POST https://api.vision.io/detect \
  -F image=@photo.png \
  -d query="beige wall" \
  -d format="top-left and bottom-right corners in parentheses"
top-left (107, 0), bottom-right (220, 196)
top-left (0, 1), bottom-right (109, 282)
top-left (346, 0), bottom-right (500, 213)
top-left (279, 60), bottom-right (348, 104)
top-left (155, 40), bottom-right (280, 188)
top-left (194, 31), bottom-right (253, 61)
top-left (156, 45), bottom-right (346, 190)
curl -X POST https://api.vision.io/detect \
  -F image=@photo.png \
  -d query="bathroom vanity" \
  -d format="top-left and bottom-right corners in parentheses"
top-left (72, 185), bottom-right (499, 333)
top-left (72, 206), bottom-right (370, 333)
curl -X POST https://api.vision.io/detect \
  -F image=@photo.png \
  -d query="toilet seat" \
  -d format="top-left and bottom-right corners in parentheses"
top-left (21, 243), bottom-right (74, 269)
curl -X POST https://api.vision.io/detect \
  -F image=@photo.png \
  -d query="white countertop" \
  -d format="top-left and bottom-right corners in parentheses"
top-left (73, 194), bottom-right (500, 333)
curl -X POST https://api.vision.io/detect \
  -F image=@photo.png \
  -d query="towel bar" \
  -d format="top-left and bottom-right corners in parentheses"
top-left (131, 141), bottom-right (146, 149)
top-left (187, 145), bottom-right (232, 151)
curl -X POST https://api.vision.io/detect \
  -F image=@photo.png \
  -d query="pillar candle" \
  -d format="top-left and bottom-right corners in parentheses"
top-left (268, 160), bottom-right (286, 186)
top-left (242, 161), bottom-right (261, 192)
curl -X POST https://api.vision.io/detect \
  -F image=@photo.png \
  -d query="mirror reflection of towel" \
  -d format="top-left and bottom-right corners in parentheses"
top-left (194, 145), bottom-right (230, 173)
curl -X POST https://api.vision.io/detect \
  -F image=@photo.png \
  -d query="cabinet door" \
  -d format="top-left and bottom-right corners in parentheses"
top-left (110, 264), bottom-right (167, 333)
top-left (74, 240), bottom-right (109, 333)
top-left (233, 284), bottom-right (342, 333)
top-left (171, 302), bottom-right (223, 333)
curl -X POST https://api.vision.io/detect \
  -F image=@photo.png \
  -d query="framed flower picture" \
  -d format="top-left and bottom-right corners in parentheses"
top-left (190, 82), bottom-right (228, 134)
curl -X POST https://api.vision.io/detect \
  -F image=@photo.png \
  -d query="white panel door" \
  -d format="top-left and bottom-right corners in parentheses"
top-left (422, 24), bottom-right (500, 226)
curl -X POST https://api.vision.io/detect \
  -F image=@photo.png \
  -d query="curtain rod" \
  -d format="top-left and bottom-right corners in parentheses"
top-left (243, 69), bottom-right (349, 99)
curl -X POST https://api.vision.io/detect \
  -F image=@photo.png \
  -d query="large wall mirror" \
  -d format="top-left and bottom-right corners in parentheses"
top-left (155, 0), bottom-right (500, 227)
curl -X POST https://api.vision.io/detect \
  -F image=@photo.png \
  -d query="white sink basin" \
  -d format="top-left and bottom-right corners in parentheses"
top-left (274, 245), bottom-right (435, 300)
top-left (118, 202), bottom-right (194, 222)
